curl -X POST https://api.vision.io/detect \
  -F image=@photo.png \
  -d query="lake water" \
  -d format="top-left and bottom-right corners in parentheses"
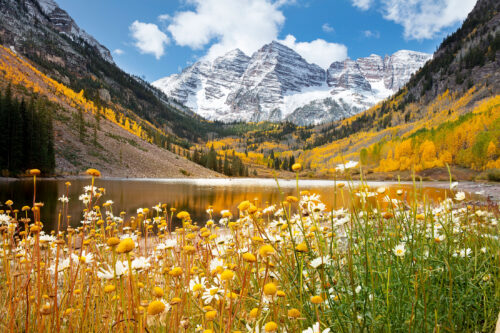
top-left (0, 178), bottom-right (465, 232)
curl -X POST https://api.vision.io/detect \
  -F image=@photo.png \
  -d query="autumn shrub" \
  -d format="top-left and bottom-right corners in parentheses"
top-left (486, 169), bottom-right (500, 181)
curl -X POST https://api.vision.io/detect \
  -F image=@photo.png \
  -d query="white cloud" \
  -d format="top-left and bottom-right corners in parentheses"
top-left (129, 21), bottom-right (170, 59)
top-left (158, 14), bottom-right (171, 22)
top-left (322, 23), bottom-right (334, 33)
top-left (113, 49), bottom-right (124, 55)
top-left (279, 34), bottom-right (347, 68)
top-left (351, 0), bottom-right (372, 10)
top-left (363, 30), bottom-right (380, 38)
top-left (381, 0), bottom-right (477, 40)
top-left (167, 0), bottom-right (285, 60)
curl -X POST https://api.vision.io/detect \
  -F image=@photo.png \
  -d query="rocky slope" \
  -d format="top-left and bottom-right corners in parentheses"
top-left (154, 42), bottom-right (431, 125)
top-left (0, 0), bottom-right (231, 177)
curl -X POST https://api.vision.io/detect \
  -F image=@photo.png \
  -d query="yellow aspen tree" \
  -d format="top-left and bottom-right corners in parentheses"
top-left (487, 141), bottom-right (497, 160)
top-left (419, 140), bottom-right (437, 169)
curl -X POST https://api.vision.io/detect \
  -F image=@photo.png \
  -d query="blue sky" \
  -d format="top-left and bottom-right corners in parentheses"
top-left (57, 0), bottom-right (477, 82)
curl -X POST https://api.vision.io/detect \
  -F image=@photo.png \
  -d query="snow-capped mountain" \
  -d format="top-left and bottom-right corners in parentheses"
top-left (153, 42), bottom-right (431, 125)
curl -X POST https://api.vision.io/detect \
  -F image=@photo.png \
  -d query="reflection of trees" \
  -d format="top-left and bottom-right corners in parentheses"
top-left (38, 181), bottom-right (59, 231)
top-left (0, 180), bottom-right (61, 232)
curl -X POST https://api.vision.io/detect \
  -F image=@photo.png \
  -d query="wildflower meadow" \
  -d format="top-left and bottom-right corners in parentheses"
top-left (0, 167), bottom-right (498, 332)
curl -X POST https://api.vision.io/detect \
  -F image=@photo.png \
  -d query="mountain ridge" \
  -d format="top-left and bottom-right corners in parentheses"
top-left (153, 42), bottom-right (431, 125)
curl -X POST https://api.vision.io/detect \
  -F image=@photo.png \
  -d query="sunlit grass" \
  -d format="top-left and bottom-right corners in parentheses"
top-left (0, 166), bottom-right (498, 332)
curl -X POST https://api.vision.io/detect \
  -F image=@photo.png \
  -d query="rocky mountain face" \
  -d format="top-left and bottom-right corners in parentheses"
top-left (36, 0), bottom-right (113, 62)
top-left (403, 0), bottom-right (500, 103)
top-left (1, 0), bottom-right (112, 62)
top-left (154, 42), bottom-right (431, 125)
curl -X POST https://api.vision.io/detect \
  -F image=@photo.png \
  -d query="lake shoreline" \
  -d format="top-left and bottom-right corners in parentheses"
top-left (1, 176), bottom-right (497, 201)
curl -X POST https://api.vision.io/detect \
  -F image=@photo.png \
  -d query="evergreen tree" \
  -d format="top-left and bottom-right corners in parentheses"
top-left (22, 98), bottom-right (35, 167)
top-left (45, 106), bottom-right (55, 172)
top-left (93, 121), bottom-right (98, 147)
top-left (289, 155), bottom-right (295, 171)
top-left (274, 157), bottom-right (280, 170)
top-left (77, 108), bottom-right (86, 142)
top-left (0, 90), bottom-right (7, 171)
top-left (239, 161), bottom-right (244, 176)
top-left (223, 154), bottom-right (230, 175)
top-left (95, 108), bottom-right (101, 130)
top-left (282, 156), bottom-right (289, 171)
top-left (206, 145), bottom-right (217, 171)
top-left (10, 99), bottom-right (25, 172)
top-left (193, 149), bottom-right (200, 164)
top-left (231, 151), bottom-right (239, 176)
top-left (166, 136), bottom-right (172, 151)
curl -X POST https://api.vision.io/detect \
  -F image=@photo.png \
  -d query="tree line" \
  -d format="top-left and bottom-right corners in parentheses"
top-left (189, 146), bottom-right (249, 177)
top-left (0, 85), bottom-right (55, 175)
top-left (266, 150), bottom-right (296, 171)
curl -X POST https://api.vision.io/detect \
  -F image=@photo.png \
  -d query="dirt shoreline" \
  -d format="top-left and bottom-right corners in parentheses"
top-left (431, 181), bottom-right (500, 202)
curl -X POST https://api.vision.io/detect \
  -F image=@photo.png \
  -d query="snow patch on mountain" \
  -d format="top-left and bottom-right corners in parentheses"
top-left (37, 0), bottom-right (58, 14)
top-left (282, 84), bottom-right (332, 117)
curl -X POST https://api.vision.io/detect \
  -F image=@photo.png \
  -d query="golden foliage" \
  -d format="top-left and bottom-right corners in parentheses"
top-left (0, 45), bottom-right (167, 144)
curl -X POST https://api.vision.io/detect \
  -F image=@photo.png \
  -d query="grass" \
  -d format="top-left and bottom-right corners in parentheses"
top-left (58, 145), bottom-right (82, 167)
top-left (105, 132), bottom-right (148, 152)
top-left (0, 168), bottom-right (498, 332)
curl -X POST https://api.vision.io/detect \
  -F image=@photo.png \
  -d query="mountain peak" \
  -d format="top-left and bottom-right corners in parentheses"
top-left (37, 0), bottom-right (58, 15)
top-left (225, 48), bottom-right (247, 57)
top-left (216, 48), bottom-right (250, 63)
top-left (258, 40), bottom-right (298, 57)
top-left (392, 49), bottom-right (430, 56)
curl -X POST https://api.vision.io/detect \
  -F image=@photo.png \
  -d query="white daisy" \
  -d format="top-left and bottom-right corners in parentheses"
top-left (393, 243), bottom-right (406, 257)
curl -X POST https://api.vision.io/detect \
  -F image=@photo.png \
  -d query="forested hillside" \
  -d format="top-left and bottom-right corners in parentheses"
top-left (0, 0), bottom-right (497, 180)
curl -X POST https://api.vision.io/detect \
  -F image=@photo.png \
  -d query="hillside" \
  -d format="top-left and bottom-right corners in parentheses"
top-left (0, 0), bottom-right (239, 177)
top-left (0, 0), bottom-right (230, 144)
top-left (0, 45), bottom-right (222, 178)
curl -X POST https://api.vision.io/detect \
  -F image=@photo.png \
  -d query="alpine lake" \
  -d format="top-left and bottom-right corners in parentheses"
top-left (0, 178), bottom-right (479, 232)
